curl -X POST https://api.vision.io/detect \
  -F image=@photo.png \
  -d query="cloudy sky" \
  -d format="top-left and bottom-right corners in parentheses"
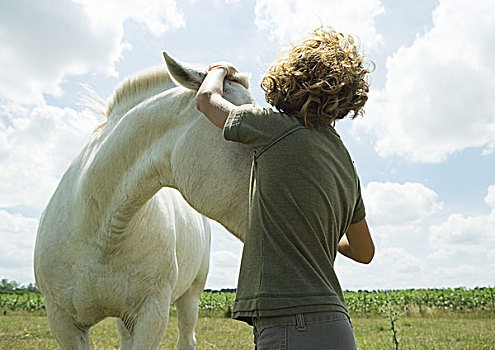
top-left (1, 0), bottom-right (494, 291)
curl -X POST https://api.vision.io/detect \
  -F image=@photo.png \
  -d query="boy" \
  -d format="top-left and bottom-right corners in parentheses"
top-left (196, 27), bottom-right (375, 349)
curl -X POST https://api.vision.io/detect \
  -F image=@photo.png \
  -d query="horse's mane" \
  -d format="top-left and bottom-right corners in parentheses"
top-left (83, 67), bottom-right (176, 132)
top-left (107, 67), bottom-right (176, 118)
top-left (86, 65), bottom-right (251, 132)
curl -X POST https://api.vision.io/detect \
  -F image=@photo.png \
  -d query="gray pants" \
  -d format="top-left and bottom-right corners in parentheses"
top-left (252, 311), bottom-right (357, 350)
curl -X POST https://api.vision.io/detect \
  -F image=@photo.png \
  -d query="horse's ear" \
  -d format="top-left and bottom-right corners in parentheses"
top-left (162, 51), bottom-right (205, 90)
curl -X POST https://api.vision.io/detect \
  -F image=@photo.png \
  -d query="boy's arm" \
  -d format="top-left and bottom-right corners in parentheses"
top-left (195, 63), bottom-right (237, 129)
top-left (338, 219), bottom-right (375, 264)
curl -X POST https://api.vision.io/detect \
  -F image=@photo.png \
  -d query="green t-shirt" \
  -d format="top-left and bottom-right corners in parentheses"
top-left (223, 104), bottom-right (365, 324)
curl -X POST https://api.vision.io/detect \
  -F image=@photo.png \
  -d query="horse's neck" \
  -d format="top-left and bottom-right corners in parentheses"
top-left (75, 88), bottom-right (189, 239)
top-left (169, 116), bottom-right (252, 241)
top-left (77, 87), bottom-right (250, 242)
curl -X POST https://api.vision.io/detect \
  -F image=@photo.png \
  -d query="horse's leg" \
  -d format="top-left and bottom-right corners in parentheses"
top-left (175, 288), bottom-right (200, 350)
top-left (127, 294), bottom-right (171, 350)
top-left (175, 272), bottom-right (208, 349)
top-left (116, 318), bottom-right (133, 350)
top-left (45, 297), bottom-right (90, 350)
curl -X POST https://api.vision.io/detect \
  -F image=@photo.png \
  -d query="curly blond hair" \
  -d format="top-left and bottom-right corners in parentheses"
top-left (261, 27), bottom-right (374, 127)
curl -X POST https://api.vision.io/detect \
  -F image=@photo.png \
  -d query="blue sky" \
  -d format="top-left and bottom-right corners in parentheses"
top-left (0, 0), bottom-right (494, 290)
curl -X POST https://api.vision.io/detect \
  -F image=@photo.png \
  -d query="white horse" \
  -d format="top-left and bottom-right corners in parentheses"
top-left (34, 53), bottom-right (256, 350)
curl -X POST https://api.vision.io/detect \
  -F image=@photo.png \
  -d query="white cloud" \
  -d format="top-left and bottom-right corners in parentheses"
top-left (0, 104), bottom-right (101, 213)
top-left (214, 0), bottom-right (240, 4)
top-left (337, 246), bottom-right (429, 290)
top-left (338, 201), bottom-right (495, 290)
top-left (427, 263), bottom-right (495, 289)
top-left (354, 0), bottom-right (495, 163)
top-left (338, 181), bottom-right (436, 289)
top-left (254, 0), bottom-right (384, 49)
top-left (428, 245), bottom-right (490, 263)
top-left (430, 208), bottom-right (495, 248)
top-left (363, 181), bottom-right (442, 227)
top-left (426, 184), bottom-right (495, 286)
top-left (0, 211), bottom-right (39, 284)
top-left (73, 0), bottom-right (185, 36)
top-left (205, 221), bottom-right (242, 290)
top-left (337, 182), bottom-right (495, 289)
top-left (0, 0), bottom-right (184, 104)
top-left (485, 185), bottom-right (495, 208)
top-left (206, 250), bottom-right (241, 290)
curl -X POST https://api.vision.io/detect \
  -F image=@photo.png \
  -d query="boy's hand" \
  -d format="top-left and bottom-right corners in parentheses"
top-left (208, 62), bottom-right (238, 77)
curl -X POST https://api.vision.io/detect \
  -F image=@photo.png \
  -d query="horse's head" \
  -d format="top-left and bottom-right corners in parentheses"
top-left (162, 51), bottom-right (257, 107)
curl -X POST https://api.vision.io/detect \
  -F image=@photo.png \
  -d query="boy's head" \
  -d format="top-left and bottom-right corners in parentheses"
top-left (261, 26), bottom-right (374, 127)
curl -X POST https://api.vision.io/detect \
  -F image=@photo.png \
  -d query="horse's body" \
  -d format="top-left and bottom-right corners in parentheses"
top-left (34, 54), bottom-right (256, 349)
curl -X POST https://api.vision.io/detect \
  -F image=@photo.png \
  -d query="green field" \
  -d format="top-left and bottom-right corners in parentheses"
top-left (1, 310), bottom-right (494, 349)
top-left (1, 288), bottom-right (494, 349)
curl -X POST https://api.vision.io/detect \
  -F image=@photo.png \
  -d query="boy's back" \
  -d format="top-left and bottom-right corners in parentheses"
top-left (224, 104), bottom-right (365, 321)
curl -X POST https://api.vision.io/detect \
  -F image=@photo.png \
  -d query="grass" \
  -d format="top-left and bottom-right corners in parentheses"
top-left (0, 310), bottom-right (494, 349)
top-left (353, 311), bottom-right (495, 349)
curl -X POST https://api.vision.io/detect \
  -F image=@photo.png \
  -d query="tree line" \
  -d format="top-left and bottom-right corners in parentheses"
top-left (0, 278), bottom-right (39, 294)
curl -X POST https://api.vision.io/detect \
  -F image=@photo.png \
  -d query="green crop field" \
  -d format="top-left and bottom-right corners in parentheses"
top-left (1, 288), bottom-right (494, 349)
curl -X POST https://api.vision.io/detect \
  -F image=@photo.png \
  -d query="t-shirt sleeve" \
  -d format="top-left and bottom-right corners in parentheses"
top-left (223, 104), bottom-right (302, 150)
top-left (351, 178), bottom-right (366, 224)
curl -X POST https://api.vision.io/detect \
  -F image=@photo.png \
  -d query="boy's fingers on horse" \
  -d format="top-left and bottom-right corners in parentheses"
top-left (208, 62), bottom-right (237, 77)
